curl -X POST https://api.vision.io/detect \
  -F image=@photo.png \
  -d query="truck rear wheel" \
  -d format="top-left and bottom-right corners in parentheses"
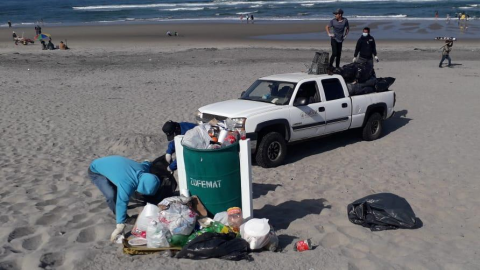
top-left (362, 112), bottom-right (383, 141)
top-left (256, 132), bottom-right (286, 168)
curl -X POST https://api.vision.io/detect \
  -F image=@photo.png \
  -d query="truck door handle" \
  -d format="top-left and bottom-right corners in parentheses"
top-left (342, 103), bottom-right (348, 108)
top-left (318, 107), bottom-right (325, 112)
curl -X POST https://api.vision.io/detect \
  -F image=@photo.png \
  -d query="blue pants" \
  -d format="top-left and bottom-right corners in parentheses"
top-left (88, 169), bottom-right (117, 214)
top-left (440, 55), bottom-right (451, 66)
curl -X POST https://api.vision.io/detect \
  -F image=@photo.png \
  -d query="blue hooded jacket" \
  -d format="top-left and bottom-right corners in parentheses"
top-left (89, 156), bottom-right (160, 224)
top-left (166, 122), bottom-right (196, 171)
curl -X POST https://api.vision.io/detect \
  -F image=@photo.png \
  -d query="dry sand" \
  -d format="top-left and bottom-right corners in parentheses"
top-left (1, 22), bottom-right (480, 270)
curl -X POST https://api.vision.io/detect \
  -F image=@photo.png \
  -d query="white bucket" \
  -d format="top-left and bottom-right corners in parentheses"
top-left (241, 218), bottom-right (271, 250)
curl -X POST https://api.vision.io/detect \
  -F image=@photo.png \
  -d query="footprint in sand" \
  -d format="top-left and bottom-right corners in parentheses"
top-left (71, 213), bottom-right (88, 223)
top-left (35, 213), bottom-right (60, 226)
top-left (0, 260), bottom-right (19, 270)
top-left (38, 252), bottom-right (65, 269)
top-left (76, 227), bottom-right (96, 243)
top-left (35, 199), bottom-right (58, 207)
top-left (8, 227), bottom-right (35, 242)
top-left (320, 232), bottom-right (350, 248)
top-left (22, 234), bottom-right (43, 251)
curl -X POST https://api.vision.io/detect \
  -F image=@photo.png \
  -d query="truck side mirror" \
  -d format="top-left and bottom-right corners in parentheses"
top-left (294, 97), bottom-right (309, 106)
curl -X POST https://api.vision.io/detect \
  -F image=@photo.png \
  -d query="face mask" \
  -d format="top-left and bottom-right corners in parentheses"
top-left (362, 33), bottom-right (368, 37)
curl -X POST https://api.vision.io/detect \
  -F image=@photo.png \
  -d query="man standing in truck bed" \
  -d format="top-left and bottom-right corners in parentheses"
top-left (325, 8), bottom-right (349, 69)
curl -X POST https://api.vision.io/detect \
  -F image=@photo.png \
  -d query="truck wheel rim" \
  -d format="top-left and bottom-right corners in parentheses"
top-left (371, 120), bottom-right (379, 135)
top-left (267, 142), bottom-right (281, 161)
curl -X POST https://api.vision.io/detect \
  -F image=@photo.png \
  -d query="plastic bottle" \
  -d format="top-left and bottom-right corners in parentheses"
top-left (146, 220), bottom-right (171, 248)
top-left (227, 207), bottom-right (243, 232)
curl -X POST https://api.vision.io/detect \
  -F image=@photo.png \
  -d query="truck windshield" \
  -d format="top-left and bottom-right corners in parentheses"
top-left (240, 80), bottom-right (296, 105)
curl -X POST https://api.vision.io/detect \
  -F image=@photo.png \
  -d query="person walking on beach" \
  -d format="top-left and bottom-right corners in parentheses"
top-left (353, 27), bottom-right (378, 67)
top-left (246, 14), bottom-right (250, 23)
top-left (325, 8), bottom-right (349, 68)
top-left (88, 155), bottom-right (162, 242)
top-left (251, 14), bottom-right (254, 24)
top-left (439, 40), bottom-right (453, 68)
top-left (435, 11), bottom-right (439, 19)
top-left (8, 21), bottom-right (11, 28)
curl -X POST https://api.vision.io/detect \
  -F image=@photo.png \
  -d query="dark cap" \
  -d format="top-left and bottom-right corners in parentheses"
top-left (162, 120), bottom-right (179, 141)
top-left (333, 8), bottom-right (344, 15)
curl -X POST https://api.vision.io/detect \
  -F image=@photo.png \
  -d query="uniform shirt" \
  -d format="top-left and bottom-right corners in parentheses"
top-left (354, 35), bottom-right (377, 60)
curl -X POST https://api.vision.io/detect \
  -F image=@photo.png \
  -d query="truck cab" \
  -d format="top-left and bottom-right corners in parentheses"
top-left (197, 73), bottom-right (396, 168)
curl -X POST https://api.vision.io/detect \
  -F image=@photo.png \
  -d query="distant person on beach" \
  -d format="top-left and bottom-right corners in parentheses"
top-left (8, 21), bottom-right (11, 28)
top-left (47, 40), bottom-right (55, 50)
top-left (166, 31), bottom-right (172, 36)
top-left (88, 156), bottom-right (162, 242)
top-left (59, 41), bottom-right (68, 50)
top-left (247, 14), bottom-right (250, 23)
top-left (12, 31), bottom-right (17, 40)
top-left (439, 40), bottom-right (453, 68)
top-left (435, 11), bottom-right (439, 19)
top-left (251, 14), bottom-right (254, 23)
top-left (41, 40), bottom-right (47, 50)
top-left (326, 8), bottom-right (349, 68)
top-left (353, 27), bottom-right (378, 67)
top-left (446, 14), bottom-right (450, 23)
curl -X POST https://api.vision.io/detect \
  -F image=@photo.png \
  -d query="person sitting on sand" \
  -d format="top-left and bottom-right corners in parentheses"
top-left (88, 155), bottom-right (162, 242)
top-left (166, 31), bottom-right (172, 36)
top-left (41, 40), bottom-right (47, 50)
top-left (12, 31), bottom-right (17, 41)
top-left (162, 120), bottom-right (196, 173)
top-left (59, 41), bottom-right (68, 50)
top-left (47, 40), bottom-right (55, 50)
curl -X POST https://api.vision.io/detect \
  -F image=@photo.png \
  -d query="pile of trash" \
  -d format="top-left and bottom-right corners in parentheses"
top-left (182, 119), bottom-right (246, 150)
top-left (124, 196), bottom-right (278, 260)
top-left (330, 62), bottom-right (396, 96)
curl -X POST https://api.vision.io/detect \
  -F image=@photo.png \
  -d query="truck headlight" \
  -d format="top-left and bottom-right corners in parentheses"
top-left (195, 110), bottom-right (203, 123)
top-left (230, 118), bottom-right (246, 129)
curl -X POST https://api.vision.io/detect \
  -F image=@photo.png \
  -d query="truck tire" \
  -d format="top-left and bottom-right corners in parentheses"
top-left (362, 112), bottom-right (383, 141)
top-left (256, 132), bottom-right (287, 168)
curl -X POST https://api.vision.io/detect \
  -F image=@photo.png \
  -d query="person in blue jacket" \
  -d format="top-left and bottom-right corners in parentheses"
top-left (162, 120), bottom-right (196, 172)
top-left (88, 155), bottom-right (161, 242)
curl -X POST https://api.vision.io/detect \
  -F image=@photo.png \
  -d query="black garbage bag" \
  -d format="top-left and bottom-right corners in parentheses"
top-left (355, 62), bottom-right (374, 83)
top-left (375, 77), bottom-right (396, 92)
top-left (347, 193), bottom-right (417, 231)
top-left (140, 155), bottom-right (178, 205)
top-left (176, 232), bottom-right (250, 261)
top-left (341, 63), bottom-right (358, 83)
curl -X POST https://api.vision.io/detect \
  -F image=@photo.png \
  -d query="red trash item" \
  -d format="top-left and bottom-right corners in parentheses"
top-left (294, 239), bottom-right (312, 252)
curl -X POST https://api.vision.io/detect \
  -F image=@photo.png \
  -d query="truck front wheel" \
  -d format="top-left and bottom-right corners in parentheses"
top-left (362, 112), bottom-right (383, 141)
top-left (255, 132), bottom-right (287, 168)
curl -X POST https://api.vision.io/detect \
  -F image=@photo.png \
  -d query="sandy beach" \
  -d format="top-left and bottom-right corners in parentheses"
top-left (1, 21), bottom-right (480, 270)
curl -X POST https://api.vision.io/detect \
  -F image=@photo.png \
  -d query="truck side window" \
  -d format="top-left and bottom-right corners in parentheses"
top-left (296, 81), bottom-right (321, 103)
top-left (322, 79), bottom-right (345, 101)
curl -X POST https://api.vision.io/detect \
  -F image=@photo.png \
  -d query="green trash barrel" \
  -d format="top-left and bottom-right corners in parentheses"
top-left (183, 142), bottom-right (242, 217)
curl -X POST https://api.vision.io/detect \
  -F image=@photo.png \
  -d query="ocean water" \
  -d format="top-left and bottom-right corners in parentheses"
top-left (0, 0), bottom-right (479, 26)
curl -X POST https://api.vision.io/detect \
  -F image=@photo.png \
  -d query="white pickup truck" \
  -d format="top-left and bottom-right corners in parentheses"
top-left (196, 73), bottom-right (396, 168)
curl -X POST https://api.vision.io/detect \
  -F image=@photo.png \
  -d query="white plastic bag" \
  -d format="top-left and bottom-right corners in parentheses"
top-left (132, 203), bottom-right (160, 238)
top-left (159, 203), bottom-right (197, 235)
top-left (182, 125), bottom-right (211, 149)
top-left (146, 220), bottom-right (171, 248)
top-left (240, 218), bottom-right (271, 250)
top-left (213, 211), bottom-right (229, 226)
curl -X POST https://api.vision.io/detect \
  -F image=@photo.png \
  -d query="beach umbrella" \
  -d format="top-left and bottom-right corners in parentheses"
top-left (34, 33), bottom-right (51, 40)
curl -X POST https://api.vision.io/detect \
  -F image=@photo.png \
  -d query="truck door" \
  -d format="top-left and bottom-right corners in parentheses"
top-left (319, 78), bottom-right (352, 134)
top-left (288, 80), bottom-right (326, 141)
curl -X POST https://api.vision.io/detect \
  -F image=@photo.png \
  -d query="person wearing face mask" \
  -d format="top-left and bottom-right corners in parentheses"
top-left (353, 27), bottom-right (378, 67)
top-left (162, 120), bottom-right (196, 173)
